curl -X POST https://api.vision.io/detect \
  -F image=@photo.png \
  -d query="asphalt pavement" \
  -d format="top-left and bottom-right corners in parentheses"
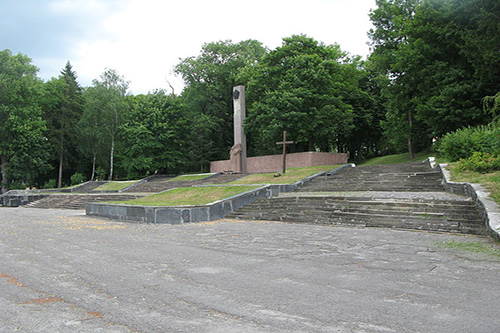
top-left (1, 207), bottom-right (499, 332)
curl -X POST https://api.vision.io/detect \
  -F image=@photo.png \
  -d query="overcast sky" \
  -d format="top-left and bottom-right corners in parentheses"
top-left (1, 0), bottom-right (377, 94)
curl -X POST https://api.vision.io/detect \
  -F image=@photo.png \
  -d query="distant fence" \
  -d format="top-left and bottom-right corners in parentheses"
top-left (210, 151), bottom-right (348, 174)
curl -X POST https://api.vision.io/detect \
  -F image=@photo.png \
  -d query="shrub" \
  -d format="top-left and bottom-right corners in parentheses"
top-left (43, 179), bottom-right (57, 189)
top-left (436, 124), bottom-right (500, 161)
top-left (456, 152), bottom-right (500, 173)
top-left (70, 173), bottom-right (85, 186)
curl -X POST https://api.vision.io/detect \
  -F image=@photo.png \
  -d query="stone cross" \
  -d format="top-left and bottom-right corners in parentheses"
top-left (276, 131), bottom-right (294, 174)
top-left (231, 85), bottom-right (247, 173)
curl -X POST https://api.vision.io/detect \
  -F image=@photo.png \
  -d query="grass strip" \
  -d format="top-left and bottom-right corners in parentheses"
top-left (359, 150), bottom-right (447, 166)
top-left (229, 165), bottom-right (341, 185)
top-left (93, 181), bottom-right (139, 192)
top-left (438, 241), bottom-right (500, 257)
top-left (108, 185), bottom-right (258, 206)
top-left (168, 173), bottom-right (214, 182)
top-left (447, 164), bottom-right (500, 205)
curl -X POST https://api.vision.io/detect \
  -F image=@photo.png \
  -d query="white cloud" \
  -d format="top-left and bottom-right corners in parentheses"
top-left (68, 0), bottom-right (377, 93)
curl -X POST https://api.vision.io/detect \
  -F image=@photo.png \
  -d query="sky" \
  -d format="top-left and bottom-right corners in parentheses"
top-left (1, 0), bottom-right (377, 95)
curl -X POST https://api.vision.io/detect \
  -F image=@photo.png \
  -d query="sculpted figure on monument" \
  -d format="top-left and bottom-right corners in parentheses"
top-left (230, 143), bottom-right (242, 173)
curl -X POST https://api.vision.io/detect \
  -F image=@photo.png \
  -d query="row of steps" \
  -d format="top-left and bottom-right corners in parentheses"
top-left (225, 195), bottom-right (486, 235)
top-left (227, 161), bottom-right (487, 235)
top-left (22, 193), bottom-right (145, 210)
top-left (301, 162), bottom-right (444, 192)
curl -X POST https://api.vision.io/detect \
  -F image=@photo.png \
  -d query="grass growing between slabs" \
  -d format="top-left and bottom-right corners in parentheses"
top-left (438, 240), bottom-right (500, 257)
top-left (229, 165), bottom-right (342, 185)
top-left (107, 186), bottom-right (259, 206)
top-left (93, 180), bottom-right (139, 192)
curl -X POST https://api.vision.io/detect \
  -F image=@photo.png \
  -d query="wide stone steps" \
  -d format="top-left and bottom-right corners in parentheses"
top-left (226, 196), bottom-right (486, 235)
top-left (23, 194), bottom-right (144, 210)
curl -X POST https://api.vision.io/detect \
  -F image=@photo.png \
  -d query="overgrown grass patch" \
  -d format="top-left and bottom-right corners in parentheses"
top-left (447, 164), bottom-right (500, 205)
top-left (93, 181), bottom-right (139, 192)
top-left (168, 173), bottom-right (215, 182)
top-left (108, 186), bottom-right (258, 206)
top-left (438, 240), bottom-right (500, 257)
top-left (359, 150), bottom-right (445, 166)
top-left (229, 165), bottom-right (341, 185)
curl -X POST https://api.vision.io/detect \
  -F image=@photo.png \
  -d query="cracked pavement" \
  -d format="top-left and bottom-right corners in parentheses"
top-left (1, 207), bottom-right (500, 332)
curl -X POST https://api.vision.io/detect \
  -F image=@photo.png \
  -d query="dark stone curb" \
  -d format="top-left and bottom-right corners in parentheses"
top-left (85, 165), bottom-right (352, 224)
top-left (437, 161), bottom-right (500, 241)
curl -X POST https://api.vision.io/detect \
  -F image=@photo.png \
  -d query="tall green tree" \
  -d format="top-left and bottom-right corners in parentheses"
top-left (369, 0), bottom-right (500, 157)
top-left (244, 35), bottom-right (357, 155)
top-left (83, 69), bottom-right (129, 180)
top-left (0, 50), bottom-right (51, 192)
top-left (42, 61), bottom-right (83, 187)
top-left (120, 90), bottom-right (190, 178)
top-left (174, 40), bottom-right (267, 164)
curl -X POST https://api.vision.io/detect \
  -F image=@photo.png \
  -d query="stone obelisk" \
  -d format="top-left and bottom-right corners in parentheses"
top-left (230, 85), bottom-right (247, 173)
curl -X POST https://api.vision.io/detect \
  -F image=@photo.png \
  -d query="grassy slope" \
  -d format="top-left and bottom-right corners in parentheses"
top-left (168, 174), bottom-right (215, 182)
top-left (359, 150), bottom-right (445, 166)
top-left (109, 186), bottom-right (258, 206)
top-left (229, 165), bottom-right (341, 185)
top-left (93, 181), bottom-right (139, 191)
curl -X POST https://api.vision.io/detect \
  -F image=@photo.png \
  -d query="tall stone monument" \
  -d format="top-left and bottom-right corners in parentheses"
top-left (230, 85), bottom-right (247, 173)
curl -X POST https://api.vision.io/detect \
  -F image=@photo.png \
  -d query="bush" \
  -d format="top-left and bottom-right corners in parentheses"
top-left (456, 152), bottom-right (500, 173)
top-left (70, 173), bottom-right (85, 186)
top-left (436, 124), bottom-right (500, 161)
top-left (43, 179), bottom-right (57, 189)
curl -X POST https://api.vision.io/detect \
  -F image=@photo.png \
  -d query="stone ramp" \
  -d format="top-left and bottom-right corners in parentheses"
top-left (22, 193), bottom-right (145, 210)
top-left (124, 173), bottom-right (247, 193)
top-left (226, 161), bottom-right (487, 235)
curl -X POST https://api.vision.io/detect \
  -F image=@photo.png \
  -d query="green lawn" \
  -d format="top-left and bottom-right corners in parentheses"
top-left (93, 180), bottom-right (139, 192)
top-left (359, 150), bottom-right (447, 165)
top-left (108, 186), bottom-right (259, 206)
top-left (229, 165), bottom-right (342, 185)
top-left (168, 173), bottom-right (215, 182)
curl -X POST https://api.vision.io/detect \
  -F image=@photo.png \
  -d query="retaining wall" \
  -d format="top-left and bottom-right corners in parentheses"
top-left (438, 163), bottom-right (500, 241)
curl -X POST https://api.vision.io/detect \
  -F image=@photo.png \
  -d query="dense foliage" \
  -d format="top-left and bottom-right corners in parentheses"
top-left (0, 0), bottom-right (499, 191)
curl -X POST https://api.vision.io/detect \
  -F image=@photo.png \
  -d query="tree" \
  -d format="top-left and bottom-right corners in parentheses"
top-left (0, 50), bottom-right (51, 192)
top-left (83, 69), bottom-right (129, 180)
top-left (244, 35), bottom-right (357, 155)
top-left (369, 0), bottom-right (500, 157)
top-left (174, 40), bottom-right (267, 165)
top-left (120, 90), bottom-right (190, 178)
top-left (42, 61), bottom-right (83, 187)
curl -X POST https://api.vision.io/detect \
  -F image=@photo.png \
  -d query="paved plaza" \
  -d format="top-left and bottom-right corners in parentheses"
top-left (1, 207), bottom-right (499, 332)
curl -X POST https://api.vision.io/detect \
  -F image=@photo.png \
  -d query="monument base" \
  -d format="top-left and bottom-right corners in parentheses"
top-left (210, 151), bottom-right (348, 174)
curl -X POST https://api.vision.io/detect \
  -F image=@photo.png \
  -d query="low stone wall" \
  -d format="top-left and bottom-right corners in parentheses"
top-left (438, 163), bottom-right (500, 241)
top-left (1, 191), bottom-right (49, 207)
top-left (86, 185), bottom-right (278, 224)
top-left (210, 152), bottom-right (348, 173)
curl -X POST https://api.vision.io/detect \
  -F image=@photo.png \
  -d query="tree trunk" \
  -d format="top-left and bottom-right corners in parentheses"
top-left (91, 153), bottom-right (96, 181)
top-left (109, 137), bottom-right (114, 181)
top-left (407, 109), bottom-right (415, 160)
top-left (1, 154), bottom-right (8, 194)
top-left (57, 136), bottom-right (64, 188)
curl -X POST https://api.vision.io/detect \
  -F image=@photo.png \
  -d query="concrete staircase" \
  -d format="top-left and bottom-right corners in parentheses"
top-left (226, 161), bottom-right (487, 235)
top-left (23, 193), bottom-right (144, 210)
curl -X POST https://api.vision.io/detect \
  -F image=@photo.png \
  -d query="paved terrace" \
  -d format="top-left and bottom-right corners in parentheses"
top-left (1, 207), bottom-right (499, 332)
